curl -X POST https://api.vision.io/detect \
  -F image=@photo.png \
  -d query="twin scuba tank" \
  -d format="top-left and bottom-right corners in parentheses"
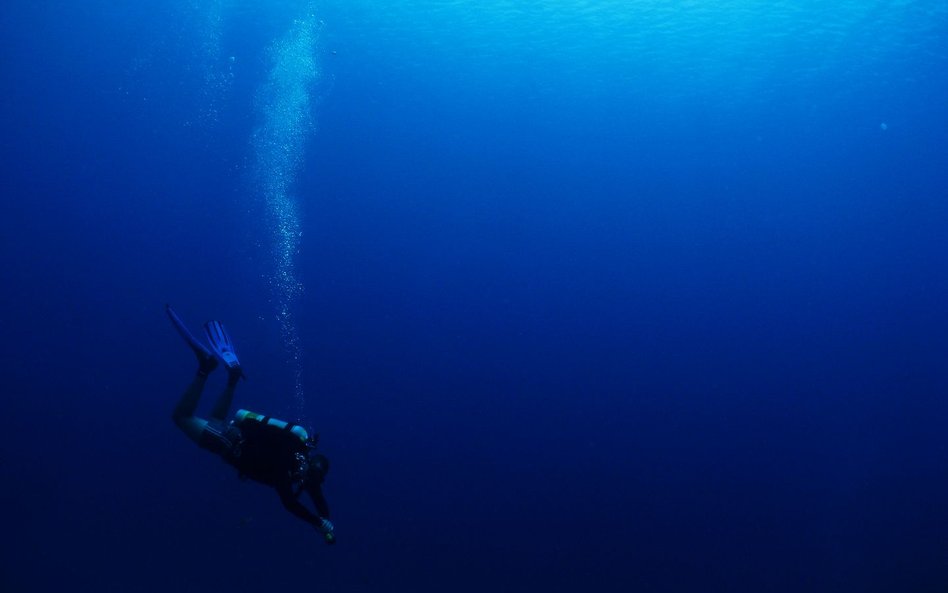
top-left (234, 409), bottom-right (312, 445)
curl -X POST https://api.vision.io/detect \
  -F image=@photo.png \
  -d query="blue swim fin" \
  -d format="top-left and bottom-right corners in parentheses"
top-left (167, 304), bottom-right (218, 374)
top-left (203, 320), bottom-right (243, 375)
top-left (171, 305), bottom-right (212, 358)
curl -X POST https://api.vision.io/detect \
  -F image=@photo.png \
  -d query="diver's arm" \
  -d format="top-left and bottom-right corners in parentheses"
top-left (306, 482), bottom-right (331, 518)
top-left (278, 483), bottom-right (336, 544)
top-left (276, 483), bottom-right (323, 527)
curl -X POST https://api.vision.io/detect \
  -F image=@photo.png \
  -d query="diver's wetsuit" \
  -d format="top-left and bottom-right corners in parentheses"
top-left (172, 368), bottom-right (331, 532)
top-left (203, 418), bottom-right (331, 526)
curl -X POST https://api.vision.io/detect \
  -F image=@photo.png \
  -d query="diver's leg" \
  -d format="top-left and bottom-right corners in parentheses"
top-left (172, 371), bottom-right (211, 444)
top-left (209, 369), bottom-right (241, 421)
top-left (171, 371), bottom-right (237, 460)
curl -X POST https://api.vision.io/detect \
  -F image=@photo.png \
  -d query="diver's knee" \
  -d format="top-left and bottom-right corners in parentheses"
top-left (173, 416), bottom-right (207, 444)
top-left (171, 409), bottom-right (190, 426)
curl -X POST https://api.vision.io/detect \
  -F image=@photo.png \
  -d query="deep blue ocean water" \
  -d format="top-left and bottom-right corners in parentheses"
top-left (2, 1), bottom-right (948, 591)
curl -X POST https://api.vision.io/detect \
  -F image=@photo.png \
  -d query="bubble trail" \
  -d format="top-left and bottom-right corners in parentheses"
top-left (252, 8), bottom-right (320, 415)
top-left (187, 0), bottom-right (234, 126)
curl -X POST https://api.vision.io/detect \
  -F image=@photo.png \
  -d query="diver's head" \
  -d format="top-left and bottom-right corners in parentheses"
top-left (308, 453), bottom-right (330, 481)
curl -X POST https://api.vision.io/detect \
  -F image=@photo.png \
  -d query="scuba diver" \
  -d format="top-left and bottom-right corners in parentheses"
top-left (166, 304), bottom-right (335, 545)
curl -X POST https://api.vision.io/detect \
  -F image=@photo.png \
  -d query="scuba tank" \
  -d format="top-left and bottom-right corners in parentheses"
top-left (234, 409), bottom-right (310, 443)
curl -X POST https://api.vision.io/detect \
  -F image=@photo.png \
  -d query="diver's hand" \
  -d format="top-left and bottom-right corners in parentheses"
top-left (319, 518), bottom-right (336, 545)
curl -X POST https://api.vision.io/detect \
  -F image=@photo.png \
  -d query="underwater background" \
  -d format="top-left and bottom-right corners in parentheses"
top-left (2, 1), bottom-right (948, 591)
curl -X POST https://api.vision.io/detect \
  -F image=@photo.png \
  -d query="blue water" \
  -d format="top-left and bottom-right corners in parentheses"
top-left (2, 1), bottom-right (948, 591)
